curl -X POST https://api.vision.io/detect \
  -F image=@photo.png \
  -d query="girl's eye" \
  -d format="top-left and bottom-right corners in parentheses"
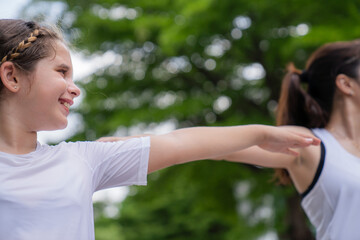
top-left (58, 69), bottom-right (67, 75)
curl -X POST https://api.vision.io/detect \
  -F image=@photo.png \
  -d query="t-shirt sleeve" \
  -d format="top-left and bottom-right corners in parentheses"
top-left (73, 137), bottom-right (150, 192)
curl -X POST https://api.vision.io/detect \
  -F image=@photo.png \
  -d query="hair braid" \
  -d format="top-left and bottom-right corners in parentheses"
top-left (1, 29), bottom-right (41, 64)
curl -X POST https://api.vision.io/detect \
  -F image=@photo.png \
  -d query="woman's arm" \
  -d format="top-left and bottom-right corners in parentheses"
top-left (212, 146), bottom-right (297, 168)
top-left (209, 126), bottom-right (321, 193)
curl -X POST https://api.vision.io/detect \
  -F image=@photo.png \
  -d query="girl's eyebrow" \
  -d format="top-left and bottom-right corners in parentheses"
top-left (57, 64), bottom-right (70, 70)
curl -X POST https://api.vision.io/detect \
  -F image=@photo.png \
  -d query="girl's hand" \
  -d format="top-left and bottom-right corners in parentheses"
top-left (258, 126), bottom-right (320, 156)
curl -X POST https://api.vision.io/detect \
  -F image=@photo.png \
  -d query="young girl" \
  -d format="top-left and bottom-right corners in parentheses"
top-left (0, 19), bottom-right (319, 240)
top-left (207, 40), bottom-right (360, 239)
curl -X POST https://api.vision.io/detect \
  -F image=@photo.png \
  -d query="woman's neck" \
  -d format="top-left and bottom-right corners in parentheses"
top-left (326, 97), bottom-right (360, 140)
top-left (326, 96), bottom-right (360, 156)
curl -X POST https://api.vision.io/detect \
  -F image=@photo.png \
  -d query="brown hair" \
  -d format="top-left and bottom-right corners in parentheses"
top-left (275, 40), bottom-right (360, 184)
top-left (0, 19), bottom-right (64, 92)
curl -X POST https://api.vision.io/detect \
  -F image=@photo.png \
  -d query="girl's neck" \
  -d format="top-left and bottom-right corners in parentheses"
top-left (0, 111), bottom-right (38, 155)
top-left (0, 132), bottom-right (38, 155)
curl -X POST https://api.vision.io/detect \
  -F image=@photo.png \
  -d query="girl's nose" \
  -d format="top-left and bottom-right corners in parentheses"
top-left (68, 81), bottom-right (81, 98)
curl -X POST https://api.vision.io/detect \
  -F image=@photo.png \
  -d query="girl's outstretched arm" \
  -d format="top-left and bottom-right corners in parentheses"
top-left (147, 125), bottom-right (320, 173)
top-left (97, 125), bottom-right (320, 190)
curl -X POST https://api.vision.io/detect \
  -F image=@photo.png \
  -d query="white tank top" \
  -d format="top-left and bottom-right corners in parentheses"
top-left (301, 128), bottom-right (360, 239)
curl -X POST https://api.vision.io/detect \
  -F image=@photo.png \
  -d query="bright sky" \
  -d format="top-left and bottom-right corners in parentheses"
top-left (0, 0), bottom-right (30, 18)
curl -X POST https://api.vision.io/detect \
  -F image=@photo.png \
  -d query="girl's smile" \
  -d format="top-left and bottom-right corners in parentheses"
top-left (59, 98), bottom-right (74, 114)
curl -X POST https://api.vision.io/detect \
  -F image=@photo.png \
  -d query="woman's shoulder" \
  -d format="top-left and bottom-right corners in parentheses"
top-left (281, 126), bottom-right (323, 194)
top-left (280, 125), bottom-right (315, 136)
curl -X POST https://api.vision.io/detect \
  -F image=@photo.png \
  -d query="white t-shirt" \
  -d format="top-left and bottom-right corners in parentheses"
top-left (0, 137), bottom-right (150, 240)
top-left (301, 129), bottom-right (360, 239)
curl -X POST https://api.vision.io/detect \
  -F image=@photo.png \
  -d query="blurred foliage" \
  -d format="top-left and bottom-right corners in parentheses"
top-left (24, 0), bottom-right (360, 239)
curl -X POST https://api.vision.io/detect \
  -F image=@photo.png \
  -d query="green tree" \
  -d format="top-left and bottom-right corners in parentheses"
top-left (24, 0), bottom-right (360, 239)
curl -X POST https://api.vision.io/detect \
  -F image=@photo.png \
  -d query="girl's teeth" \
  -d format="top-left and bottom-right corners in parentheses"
top-left (63, 102), bottom-right (70, 108)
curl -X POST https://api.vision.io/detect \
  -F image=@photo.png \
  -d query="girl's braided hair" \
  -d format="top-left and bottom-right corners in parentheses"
top-left (0, 19), bottom-right (64, 91)
top-left (1, 29), bottom-right (40, 64)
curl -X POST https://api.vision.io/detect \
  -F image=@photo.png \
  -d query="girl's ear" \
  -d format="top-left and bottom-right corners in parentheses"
top-left (0, 62), bottom-right (20, 92)
top-left (335, 74), bottom-right (355, 96)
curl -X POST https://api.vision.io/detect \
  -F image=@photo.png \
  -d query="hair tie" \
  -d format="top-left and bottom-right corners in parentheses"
top-left (299, 70), bottom-right (309, 83)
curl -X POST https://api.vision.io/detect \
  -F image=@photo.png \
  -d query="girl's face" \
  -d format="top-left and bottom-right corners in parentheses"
top-left (17, 41), bottom-right (81, 131)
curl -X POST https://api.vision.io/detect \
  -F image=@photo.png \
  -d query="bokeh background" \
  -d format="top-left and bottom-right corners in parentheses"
top-left (2, 0), bottom-right (360, 239)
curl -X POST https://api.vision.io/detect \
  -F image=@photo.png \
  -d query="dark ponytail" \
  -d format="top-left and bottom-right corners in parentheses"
top-left (274, 40), bottom-right (360, 184)
top-left (276, 63), bottom-right (327, 128)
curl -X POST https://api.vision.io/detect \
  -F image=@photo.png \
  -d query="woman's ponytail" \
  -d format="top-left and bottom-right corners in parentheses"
top-left (274, 63), bottom-right (327, 185)
top-left (276, 63), bottom-right (327, 128)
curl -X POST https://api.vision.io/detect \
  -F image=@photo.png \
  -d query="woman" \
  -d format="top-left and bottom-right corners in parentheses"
top-left (216, 40), bottom-right (360, 239)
